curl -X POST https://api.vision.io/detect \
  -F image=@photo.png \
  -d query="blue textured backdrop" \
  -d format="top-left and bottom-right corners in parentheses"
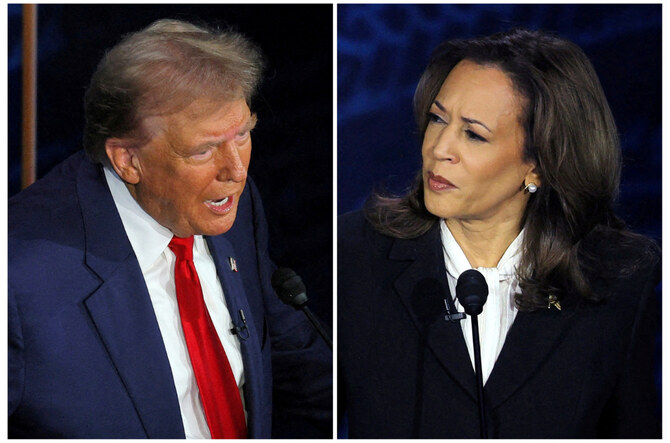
top-left (337, 3), bottom-right (661, 435)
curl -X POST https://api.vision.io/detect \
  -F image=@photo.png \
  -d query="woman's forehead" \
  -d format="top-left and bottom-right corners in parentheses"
top-left (435, 60), bottom-right (523, 131)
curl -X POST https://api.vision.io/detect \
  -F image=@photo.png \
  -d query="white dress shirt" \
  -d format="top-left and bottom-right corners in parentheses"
top-left (440, 220), bottom-right (523, 385)
top-left (104, 167), bottom-right (246, 439)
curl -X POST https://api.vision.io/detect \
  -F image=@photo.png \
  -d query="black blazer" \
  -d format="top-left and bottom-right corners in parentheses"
top-left (338, 211), bottom-right (660, 438)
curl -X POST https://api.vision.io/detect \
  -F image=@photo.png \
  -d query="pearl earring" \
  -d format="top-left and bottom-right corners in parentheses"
top-left (524, 182), bottom-right (538, 194)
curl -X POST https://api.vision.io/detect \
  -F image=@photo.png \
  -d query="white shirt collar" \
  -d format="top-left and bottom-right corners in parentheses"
top-left (104, 167), bottom-right (175, 272)
top-left (440, 219), bottom-right (524, 280)
top-left (104, 168), bottom-right (211, 271)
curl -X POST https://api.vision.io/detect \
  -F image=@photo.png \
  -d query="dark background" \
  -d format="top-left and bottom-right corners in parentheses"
top-left (8, 4), bottom-right (333, 328)
top-left (338, 3), bottom-right (661, 435)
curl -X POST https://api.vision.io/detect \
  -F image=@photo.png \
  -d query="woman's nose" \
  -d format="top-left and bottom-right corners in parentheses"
top-left (431, 127), bottom-right (459, 163)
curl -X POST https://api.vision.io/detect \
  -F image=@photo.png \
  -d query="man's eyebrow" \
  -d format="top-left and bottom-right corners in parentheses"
top-left (244, 113), bottom-right (259, 132)
top-left (190, 113), bottom-right (259, 151)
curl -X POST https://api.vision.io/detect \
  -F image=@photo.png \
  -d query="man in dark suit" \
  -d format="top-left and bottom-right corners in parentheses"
top-left (9, 18), bottom-right (331, 438)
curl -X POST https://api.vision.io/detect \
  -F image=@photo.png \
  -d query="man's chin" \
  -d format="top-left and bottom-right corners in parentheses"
top-left (198, 213), bottom-right (238, 237)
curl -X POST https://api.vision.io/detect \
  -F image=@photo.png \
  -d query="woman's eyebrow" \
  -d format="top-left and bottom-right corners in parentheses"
top-left (462, 116), bottom-right (491, 133)
top-left (433, 100), bottom-right (492, 133)
top-left (433, 100), bottom-right (447, 113)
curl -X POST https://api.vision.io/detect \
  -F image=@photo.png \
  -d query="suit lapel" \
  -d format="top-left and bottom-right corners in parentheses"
top-left (206, 235), bottom-right (264, 439)
top-left (392, 224), bottom-right (478, 402)
top-left (485, 303), bottom-right (577, 409)
top-left (76, 158), bottom-right (185, 438)
top-left (391, 222), bottom-right (578, 408)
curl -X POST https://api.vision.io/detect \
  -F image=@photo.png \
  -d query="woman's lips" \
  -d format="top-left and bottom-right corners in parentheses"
top-left (427, 171), bottom-right (457, 191)
top-left (204, 195), bottom-right (234, 214)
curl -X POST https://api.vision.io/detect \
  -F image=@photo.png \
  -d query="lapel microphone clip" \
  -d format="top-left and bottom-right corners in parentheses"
top-left (230, 309), bottom-right (250, 340)
top-left (444, 297), bottom-right (466, 322)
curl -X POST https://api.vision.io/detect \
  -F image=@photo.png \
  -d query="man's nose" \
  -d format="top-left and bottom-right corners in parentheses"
top-left (216, 143), bottom-right (247, 182)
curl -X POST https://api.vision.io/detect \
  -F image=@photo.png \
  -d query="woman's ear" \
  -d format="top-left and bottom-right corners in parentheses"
top-left (105, 139), bottom-right (142, 184)
top-left (525, 164), bottom-right (542, 188)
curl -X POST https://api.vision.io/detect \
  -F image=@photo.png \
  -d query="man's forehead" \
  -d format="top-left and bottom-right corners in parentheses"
top-left (162, 98), bottom-right (250, 132)
top-left (181, 97), bottom-right (250, 121)
top-left (155, 99), bottom-right (254, 149)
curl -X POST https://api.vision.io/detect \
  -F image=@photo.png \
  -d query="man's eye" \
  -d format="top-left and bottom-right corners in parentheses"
top-left (235, 131), bottom-right (250, 142)
top-left (191, 149), bottom-right (213, 160)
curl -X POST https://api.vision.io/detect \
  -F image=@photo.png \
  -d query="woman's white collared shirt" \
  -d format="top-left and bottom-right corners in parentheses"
top-left (440, 220), bottom-right (523, 385)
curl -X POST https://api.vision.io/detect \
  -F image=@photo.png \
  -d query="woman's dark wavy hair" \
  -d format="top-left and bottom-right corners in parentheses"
top-left (364, 28), bottom-right (654, 310)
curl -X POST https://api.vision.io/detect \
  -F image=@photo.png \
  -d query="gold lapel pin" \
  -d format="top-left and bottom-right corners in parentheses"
top-left (548, 294), bottom-right (561, 310)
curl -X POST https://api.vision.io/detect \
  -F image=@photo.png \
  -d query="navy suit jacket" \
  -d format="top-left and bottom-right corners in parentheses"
top-left (9, 151), bottom-right (332, 438)
top-left (338, 211), bottom-right (660, 438)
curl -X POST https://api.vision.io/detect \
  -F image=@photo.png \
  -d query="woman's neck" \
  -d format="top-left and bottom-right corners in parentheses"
top-left (445, 217), bottom-right (522, 268)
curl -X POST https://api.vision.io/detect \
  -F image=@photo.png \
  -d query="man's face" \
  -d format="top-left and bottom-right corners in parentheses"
top-left (128, 98), bottom-right (256, 238)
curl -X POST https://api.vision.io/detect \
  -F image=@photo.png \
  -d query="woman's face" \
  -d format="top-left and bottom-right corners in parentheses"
top-left (422, 59), bottom-right (539, 227)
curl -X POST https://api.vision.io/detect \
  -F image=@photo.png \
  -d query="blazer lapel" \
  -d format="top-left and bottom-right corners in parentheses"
top-left (76, 159), bottom-right (184, 438)
top-left (485, 304), bottom-right (577, 409)
top-left (392, 224), bottom-right (478, 403)
top-left (206, 235), bottom-right (265, 439)
top-left (390, 219), bottom-right (580, 411)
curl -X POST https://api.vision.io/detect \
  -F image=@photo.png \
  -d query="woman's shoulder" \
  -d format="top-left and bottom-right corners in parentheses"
top-left (338, 209), bottom-right (441, 266)
top-left (338, 210), bottom-right (369, 236)
top-left (579, 225), bottom-right (660, 297)
top-left (338, 210), bottom-right (395, 253)
top-left (580, 225), bottom-right (659, 267)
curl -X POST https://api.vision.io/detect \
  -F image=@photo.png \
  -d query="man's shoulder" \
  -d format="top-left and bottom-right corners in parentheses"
top-left (9, 151), bottom-right (99, 279)
top-left (9, 151), bottom-right (93, 230)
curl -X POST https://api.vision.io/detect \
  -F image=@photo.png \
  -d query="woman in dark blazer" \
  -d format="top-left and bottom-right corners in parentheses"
top-left (338, 29), bottom-right (660, 438)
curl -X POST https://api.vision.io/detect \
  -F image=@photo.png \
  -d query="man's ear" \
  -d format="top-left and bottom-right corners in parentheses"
top-left (105, 139), bottom-right (142, 185)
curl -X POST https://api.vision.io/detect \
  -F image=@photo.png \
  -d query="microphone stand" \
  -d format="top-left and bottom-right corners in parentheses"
top-left (301, 305), bottom-right (333, 350)
top-left (455, 269), bottom-right (489, 438)
top-left (471, 315), bottom-right (487, 438)
top-left (271, 267), bottom-right (333, 350)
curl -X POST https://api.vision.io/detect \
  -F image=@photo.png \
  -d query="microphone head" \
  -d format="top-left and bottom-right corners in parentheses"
top-left (271, 267), bottom-right (309, 309)
top-left (456, 269), bottom-right (488, 316)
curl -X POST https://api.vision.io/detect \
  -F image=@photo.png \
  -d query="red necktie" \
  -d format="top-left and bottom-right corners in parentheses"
top-left (169, 236), bottom-right (247, 439)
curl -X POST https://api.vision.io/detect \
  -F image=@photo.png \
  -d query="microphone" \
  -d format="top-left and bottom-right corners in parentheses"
top-left (271, 267), bottom-right (332, 350)
top-left (456, 269), bottom-right (489, 438)
top-left (456, 269), bottom-right (488, 316)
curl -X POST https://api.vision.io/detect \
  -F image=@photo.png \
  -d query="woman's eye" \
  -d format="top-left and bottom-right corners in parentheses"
top-left (428, 112), bottom-right (446, 124)
top-left (466, 129), bottom-right (487, 143)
